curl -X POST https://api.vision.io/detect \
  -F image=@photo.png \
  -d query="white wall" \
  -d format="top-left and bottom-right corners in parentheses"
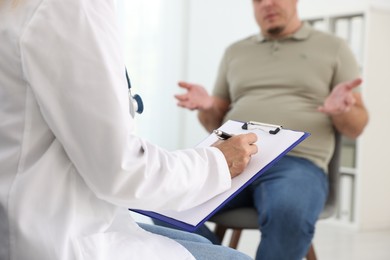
top-left (299, 0), bottom-right (369, 18)
top-left (117, 0), bottom-right (189, 150)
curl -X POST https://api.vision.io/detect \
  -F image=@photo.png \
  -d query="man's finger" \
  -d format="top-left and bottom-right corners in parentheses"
top-left (174, 94), bottom-right (187, 101)
top-left (178, 81), bottom-right (192, 90)
top-left (345, 78), bottom-right (362, 91)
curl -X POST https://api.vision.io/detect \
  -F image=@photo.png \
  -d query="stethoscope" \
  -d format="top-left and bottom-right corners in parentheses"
top-left (125, 69), bottom-right (144, 117)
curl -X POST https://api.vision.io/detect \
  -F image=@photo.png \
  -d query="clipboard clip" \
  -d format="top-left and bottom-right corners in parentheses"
top-left (242, 121), bottom-right (282, 135)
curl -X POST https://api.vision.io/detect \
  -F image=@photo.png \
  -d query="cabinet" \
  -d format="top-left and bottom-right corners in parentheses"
top-left (306, 12), bottom-right (365, 224)
top-left (305, 2), bottom-right (390, 230)
top-left (357, 2), bottom-right (390, 231)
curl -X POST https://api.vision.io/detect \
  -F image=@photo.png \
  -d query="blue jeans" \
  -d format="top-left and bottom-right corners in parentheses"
top-left (138, 223), bottom-right (252, 259)
top-left (154, 156), bottom-right (328, 260)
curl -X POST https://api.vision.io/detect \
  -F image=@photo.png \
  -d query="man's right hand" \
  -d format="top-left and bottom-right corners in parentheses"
top-left (213, 133), bottom-right (258, 178)
top-left (174, 81), bottom-right (213, 110)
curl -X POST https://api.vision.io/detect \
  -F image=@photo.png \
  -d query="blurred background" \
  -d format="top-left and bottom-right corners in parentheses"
top-left (116, 0), bottom-right (390, 259)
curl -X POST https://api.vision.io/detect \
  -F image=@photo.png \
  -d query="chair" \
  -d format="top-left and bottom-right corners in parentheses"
top-left (208, 132), bottom-right (342, 260)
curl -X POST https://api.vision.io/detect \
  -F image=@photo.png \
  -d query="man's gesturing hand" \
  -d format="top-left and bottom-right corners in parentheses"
top-left (174, 81), bottom-right (213, 110)
top-left (318, 78), bottom-right (362, 115)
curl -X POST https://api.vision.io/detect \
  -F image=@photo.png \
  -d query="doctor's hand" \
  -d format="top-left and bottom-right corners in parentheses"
top-left (318, 78), bottom-right (362, 115)
top-left (174, 81), bottom-right (214, 111)
top-left (213, 133), bottom-right (258, 178)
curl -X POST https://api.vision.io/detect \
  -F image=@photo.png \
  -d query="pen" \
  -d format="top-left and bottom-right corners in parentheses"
top-left (213, 129), bottom-right (233, 140)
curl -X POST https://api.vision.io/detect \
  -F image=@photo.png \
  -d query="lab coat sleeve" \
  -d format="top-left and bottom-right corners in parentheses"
top-left (19, 0), bottom-right (231, 211)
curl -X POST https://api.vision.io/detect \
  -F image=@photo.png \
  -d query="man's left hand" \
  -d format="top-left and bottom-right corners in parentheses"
top-left (318, 78), bottom-right (362, 115)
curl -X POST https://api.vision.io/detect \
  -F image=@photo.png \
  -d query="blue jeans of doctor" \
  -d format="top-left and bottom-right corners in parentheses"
top-left (154, 156), bottom-right (329, 260)
top-left (138, 223), bottom-right (252, 259)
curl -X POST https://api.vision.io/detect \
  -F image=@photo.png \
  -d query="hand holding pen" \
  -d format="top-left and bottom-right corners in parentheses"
top-left (212, 129), bottom-right (258, 178)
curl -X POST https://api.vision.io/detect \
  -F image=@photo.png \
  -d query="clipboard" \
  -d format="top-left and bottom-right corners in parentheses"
top-left (131, 120), bottom-right (310, 232)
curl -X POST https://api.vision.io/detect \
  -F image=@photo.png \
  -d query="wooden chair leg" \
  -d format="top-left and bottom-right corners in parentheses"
top-left (214, 225), bottom-right (227, 244)
top-left (305, 244), bottom-right (317, 260)
top-left (229, 229), bottom-right (242, 249)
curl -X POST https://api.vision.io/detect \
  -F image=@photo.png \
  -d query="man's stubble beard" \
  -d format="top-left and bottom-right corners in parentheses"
top-left (267, 26), bottom-right (285, 36)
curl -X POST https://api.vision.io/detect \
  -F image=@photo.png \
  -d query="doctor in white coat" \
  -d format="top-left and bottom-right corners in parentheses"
top-left (0, 0), bottom-right (258, 259)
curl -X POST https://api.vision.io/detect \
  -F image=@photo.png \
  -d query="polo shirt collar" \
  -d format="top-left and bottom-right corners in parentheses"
top-left (256, 22), bottom-right (312, 42)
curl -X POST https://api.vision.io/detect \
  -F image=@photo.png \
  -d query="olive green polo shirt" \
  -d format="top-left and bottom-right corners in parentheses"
top-left (213, 23), bottom-right (359, 171)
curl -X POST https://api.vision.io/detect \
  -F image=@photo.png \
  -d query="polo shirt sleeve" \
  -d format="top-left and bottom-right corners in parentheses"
top-left (212, 48), bottom-right (231, 101)
top-left (331, 38), bottom-right (361, 89)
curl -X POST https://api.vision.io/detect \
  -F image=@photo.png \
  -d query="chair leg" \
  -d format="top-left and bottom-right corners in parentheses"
top-left (214, 225), bottom-right (227, 244)
top-left (229, 229), bottom-right (242, 249)
top-left (305, 244), bottom-right (317, 260)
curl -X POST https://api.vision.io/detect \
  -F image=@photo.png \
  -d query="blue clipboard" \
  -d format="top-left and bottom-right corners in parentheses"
top-left (130, 120), bottom-right (310, 232)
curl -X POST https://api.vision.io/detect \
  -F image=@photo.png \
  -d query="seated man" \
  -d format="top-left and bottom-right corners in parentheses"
top-left (154, 0), bottom-right (369, 259)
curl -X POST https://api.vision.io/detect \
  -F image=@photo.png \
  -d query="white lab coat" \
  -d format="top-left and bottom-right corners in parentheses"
top-left (0, 0), bottom-right (231, 259)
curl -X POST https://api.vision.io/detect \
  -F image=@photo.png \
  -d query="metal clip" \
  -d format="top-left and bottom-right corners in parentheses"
top-left (242, 121), bottom-right (282, 135)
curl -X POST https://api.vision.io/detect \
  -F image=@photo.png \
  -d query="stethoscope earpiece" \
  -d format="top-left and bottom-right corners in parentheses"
top-left (132, 94), bottom-right (144, 114)
top-left (126, 69), bottom-right (143, 117)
